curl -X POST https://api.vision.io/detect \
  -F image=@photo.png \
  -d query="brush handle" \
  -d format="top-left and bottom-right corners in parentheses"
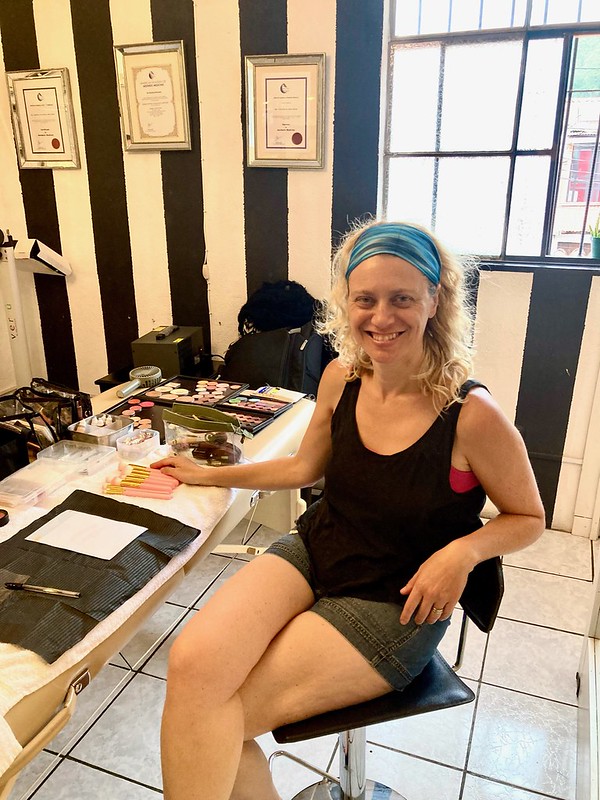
top-left (106, 487), bottom-right (173, 499)
top-left (125, 474), bottom-right (179, 489)
top-left (123, 487), bottom-right (173, 499)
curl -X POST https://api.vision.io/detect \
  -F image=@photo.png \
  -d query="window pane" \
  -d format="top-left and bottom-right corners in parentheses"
top-left (435, 157), bottom-right (510, 254)
top-left (419, 0), bottom-right (451, 35)
top-left (531, 0), bottom-right (583, 26)
top-left (449, 0), bottom-right (481, 33)
top-left (440, 41), bottom-right (522, 151)
top-left (390, 45), bottom-right (441, 152)
top-left (580, 0), bottom-right (600, 24)
top-left (394, 0), bottom-right (420, 36)
top-left (394, 0), bottom-right (530, 36)
top-left (481, 0), bottom-right (528, 30)
top-left (551, 35), bottom-right (600, 257)
top-left (518, 38), bottom-right (563, 150)
top-left (387, 158), bottom-right (435, 226)
top-left (506, 156), bottom-right (551, 254)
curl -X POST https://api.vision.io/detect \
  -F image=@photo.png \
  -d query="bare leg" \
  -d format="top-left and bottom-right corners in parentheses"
top-left (160, 555), bottom-right (314, 800)
top-left (228, 612), bottom-right (395, 800)
top-left (161, 554), bottom-right (395, 799)
top-left (161, 689), bottom-right (245, 799)
top-left (230, 740), bottom-right (281, 800)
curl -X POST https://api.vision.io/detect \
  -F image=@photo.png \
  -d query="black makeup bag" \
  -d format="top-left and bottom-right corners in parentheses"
top-left (0, 379), bottom-right (93, 457)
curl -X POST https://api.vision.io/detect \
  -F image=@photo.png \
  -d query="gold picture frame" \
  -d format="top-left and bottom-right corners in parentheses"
top-left (245, 53), bottom-right (325, 169)
top-left (114, 40), bottom-right (191, 151)
top-left (6, 68), bottom-right (80, 169)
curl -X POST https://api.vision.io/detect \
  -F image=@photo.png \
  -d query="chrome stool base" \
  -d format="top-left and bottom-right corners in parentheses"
top-left (290, 779), bottom-right (406, 799)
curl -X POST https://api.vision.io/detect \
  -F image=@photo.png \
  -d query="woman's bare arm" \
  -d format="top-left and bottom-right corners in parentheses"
top-left (400, 388), bottom-right (545, 624)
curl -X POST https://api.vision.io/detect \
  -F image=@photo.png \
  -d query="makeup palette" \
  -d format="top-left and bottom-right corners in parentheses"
top-left (107, 380), bottom-right (293, 440)
top-left (216, 410), bottom-right (273, 434)
top-left (105, 398), bottom-right (168, 441)
top-left (212, 392), bottom-right (293, 434)
top-left (217, 392), bottom-right (289, 415)
top-left (140, 376), bottom-right (248, 407)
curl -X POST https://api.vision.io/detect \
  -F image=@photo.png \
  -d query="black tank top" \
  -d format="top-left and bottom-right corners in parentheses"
top-left (297, 379), bottom-right (486, 602)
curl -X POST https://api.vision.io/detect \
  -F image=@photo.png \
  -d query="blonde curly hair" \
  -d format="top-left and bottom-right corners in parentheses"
top-left (317, 219), bottom-right (478, 410)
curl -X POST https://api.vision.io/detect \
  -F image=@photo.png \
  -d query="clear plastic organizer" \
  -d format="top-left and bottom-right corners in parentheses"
top-left (163, 404), bottom-right (245, 467)
top-left (164, 424), bottom-right (243, 466)
top-left (116, 429), bottom-right (160, 461)
top-left (68, 413), bottom-right (133, 446)
top-left (0, 460), bottom-right (78, 508)
top-left (37, 440), bottom-right (117, 475)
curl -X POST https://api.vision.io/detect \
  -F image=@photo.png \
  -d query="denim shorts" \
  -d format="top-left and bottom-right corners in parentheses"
top-left (265, 532), bottom-right (451, 691)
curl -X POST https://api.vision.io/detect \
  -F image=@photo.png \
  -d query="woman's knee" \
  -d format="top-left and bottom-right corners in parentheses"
top-left (166, 617), bottom-right (235, 703)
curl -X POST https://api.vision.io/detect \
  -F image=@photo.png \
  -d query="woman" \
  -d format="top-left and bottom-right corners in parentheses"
top-left (152, 220), bottom-right (545, 800)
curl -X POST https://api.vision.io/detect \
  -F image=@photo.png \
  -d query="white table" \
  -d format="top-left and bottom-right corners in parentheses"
top-left (0, 387), bottom-right (314, 794)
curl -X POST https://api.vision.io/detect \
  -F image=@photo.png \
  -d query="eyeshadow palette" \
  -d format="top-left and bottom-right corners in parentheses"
top-left (216, 391), bottom-right (291, 417)
top-left (217, 409), bottom-right (273, 434)
top-left (211, 391), bottom-right (294, 434)
top-left (106, 385), bottom-right (293, 441)
top-left (140, 376), bottom-right (248, 407)
top-left (105, 397), bottom-right (169, 442)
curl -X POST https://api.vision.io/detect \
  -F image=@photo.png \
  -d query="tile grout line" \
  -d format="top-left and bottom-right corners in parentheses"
top-left (463, 768), bottom-right (568, 800)
top-left (29, 755), bottom-right (163, 797)
top-left (504, 562), bottom-right (594, 583)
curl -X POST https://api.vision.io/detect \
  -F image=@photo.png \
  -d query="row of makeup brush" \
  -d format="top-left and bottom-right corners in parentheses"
top-left (103, 464), bottom-right (180, 500)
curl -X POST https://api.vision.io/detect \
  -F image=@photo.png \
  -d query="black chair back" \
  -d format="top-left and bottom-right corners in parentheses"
top-left (459, 555), bottom-right (504, 633)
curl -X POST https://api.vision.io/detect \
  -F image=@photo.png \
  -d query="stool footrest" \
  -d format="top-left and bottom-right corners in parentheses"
top-left (290, 779), bottom-right (407, 799)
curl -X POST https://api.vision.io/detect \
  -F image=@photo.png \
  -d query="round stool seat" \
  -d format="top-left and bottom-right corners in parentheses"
top-left (291, 778), bottom-right (406, 799)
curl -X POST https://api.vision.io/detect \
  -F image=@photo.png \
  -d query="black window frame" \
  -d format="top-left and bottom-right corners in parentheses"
top-left (381, 7), bottom-right (600, 272)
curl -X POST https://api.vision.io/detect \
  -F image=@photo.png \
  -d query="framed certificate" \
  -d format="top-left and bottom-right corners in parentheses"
top-left (114, 40), bottom-right (191, 151)
top-left (6, 68), bottom-right (80, 169)
top-left (245, 53), bottom-right (325, 169)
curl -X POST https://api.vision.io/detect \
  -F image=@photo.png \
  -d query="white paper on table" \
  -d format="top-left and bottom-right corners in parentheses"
top-left (24, 510), bottom-right (148, 560)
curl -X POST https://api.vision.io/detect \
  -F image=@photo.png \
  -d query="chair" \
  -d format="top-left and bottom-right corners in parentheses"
top-left (270, 556), bottom-right (504, 800)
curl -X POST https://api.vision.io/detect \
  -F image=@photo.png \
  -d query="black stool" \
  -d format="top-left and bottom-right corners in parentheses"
top-left (271, 557), bottom-right (503, 800)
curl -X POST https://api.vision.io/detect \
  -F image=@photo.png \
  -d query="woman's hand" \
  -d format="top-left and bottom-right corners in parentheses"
top-left (399, 539), bottom-right (477, 625)
top-left (150, 455), bottom-right (217, 486)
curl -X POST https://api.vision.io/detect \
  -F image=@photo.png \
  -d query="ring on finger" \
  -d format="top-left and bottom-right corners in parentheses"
top-left (431, 606), bottom-right (444, 614)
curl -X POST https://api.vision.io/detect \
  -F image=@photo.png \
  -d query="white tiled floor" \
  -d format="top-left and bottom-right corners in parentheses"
top-left (8, 524), bottom-right (596, 800)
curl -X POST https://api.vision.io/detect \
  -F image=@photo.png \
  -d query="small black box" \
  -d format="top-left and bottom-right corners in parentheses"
top-left (131, 326), bottom-right (203, 377)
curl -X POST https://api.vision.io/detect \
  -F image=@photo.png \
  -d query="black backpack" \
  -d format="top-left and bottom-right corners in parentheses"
top-left (219, 321), bottom-right (324, 396)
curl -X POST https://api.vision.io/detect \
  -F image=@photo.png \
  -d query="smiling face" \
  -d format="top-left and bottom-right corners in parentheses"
top-left (347, 254), bottom-right (439, 368)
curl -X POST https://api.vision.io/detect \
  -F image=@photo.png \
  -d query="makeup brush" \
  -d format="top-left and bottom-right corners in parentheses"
top-left (104, 485), bottom-right (173, 500)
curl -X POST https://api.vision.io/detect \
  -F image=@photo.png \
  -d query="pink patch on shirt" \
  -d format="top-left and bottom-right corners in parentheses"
top-left (449, 466), bottom-right (480, 493)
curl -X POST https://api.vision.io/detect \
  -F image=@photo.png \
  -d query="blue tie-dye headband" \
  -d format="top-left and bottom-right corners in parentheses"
top-left (345, 223), bottom-right (441, 285)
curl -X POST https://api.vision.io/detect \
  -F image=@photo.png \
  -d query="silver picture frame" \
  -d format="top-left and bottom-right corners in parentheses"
top-left (6, 68), bottom-right (80, 169)
top-left (245, 53), bottom-right (325, 169)
top-left (114, 40), bottom-right (191, 152)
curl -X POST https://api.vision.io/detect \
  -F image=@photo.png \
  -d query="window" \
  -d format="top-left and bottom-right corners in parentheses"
top-left (567, 145), bottom-right (600, 203)
top-left (382, 1), bottom-right (600, 261)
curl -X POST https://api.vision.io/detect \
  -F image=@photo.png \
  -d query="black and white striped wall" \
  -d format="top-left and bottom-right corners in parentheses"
top-left (0, 0), bottom-right (599, 535)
